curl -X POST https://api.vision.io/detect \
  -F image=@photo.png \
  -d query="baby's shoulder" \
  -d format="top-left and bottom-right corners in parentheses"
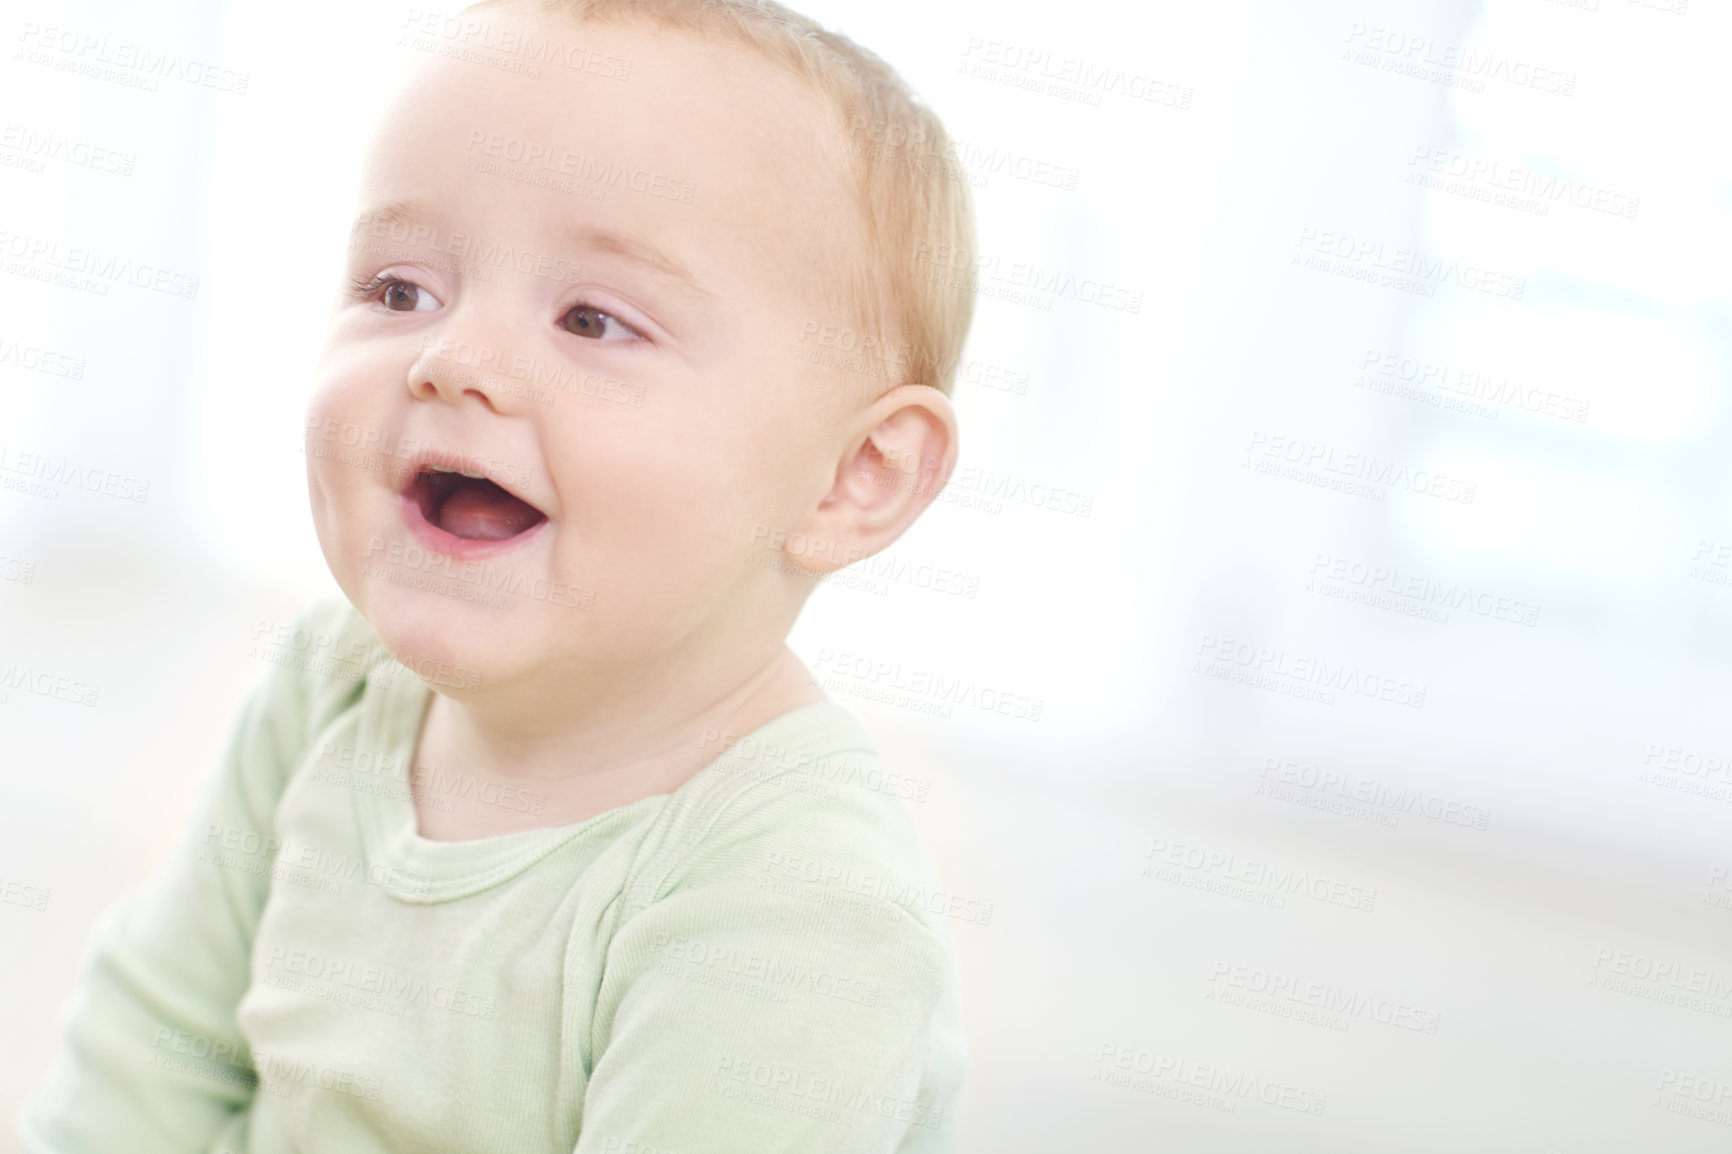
top-left (260, 593), bottom-right (388, 746)
top-left (626, 706), bottom-right (952, 935)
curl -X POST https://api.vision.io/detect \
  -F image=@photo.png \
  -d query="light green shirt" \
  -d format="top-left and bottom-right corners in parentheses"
top-left (19, 598), bottom-right (967, 1153)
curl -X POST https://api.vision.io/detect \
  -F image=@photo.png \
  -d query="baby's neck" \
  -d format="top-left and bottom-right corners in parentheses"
top-left (407, 646), bottom-right (824, 841)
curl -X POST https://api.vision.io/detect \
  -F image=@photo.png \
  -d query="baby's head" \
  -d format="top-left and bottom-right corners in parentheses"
top-left (306, 0), bottom-right (977, 701)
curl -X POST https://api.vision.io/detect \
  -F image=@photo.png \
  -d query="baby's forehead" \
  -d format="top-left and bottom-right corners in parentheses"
top-left (392, 15), bottom-right (848, 167)
top-left (378, 19), bottom-right (857, 240)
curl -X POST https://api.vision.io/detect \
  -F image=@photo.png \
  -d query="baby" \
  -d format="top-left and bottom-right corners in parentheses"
top-left (19, 1), bottom-right (977, 1150)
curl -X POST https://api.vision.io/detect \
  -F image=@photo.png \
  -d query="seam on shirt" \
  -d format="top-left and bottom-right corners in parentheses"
top-left (619, 742), bottom-right (881, 923)
top-left (622, 753), bottom-right (959, 960)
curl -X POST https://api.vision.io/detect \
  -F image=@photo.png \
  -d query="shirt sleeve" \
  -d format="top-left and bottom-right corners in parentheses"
top-left (573, 815), bottom-right (966, 1154)
top-left (16, 598), bottom-right (366, 1154)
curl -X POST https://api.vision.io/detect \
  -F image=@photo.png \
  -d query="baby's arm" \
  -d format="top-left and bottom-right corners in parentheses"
top-left (575, 811), bottom-right (966, 1153)
top-left (17, 601), bottom-right (349, 1154)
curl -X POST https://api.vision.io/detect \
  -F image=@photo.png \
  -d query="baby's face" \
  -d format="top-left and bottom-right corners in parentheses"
top-left (307, 13), bottom-right (862, 694)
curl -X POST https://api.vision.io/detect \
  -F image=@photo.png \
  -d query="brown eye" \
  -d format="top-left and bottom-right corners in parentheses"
top-left (383, 281), bottom-right (426, 311)
top-left (349, 273), bottom-right (440, 312)
top-left (560, 304), bottom-right (636, 341)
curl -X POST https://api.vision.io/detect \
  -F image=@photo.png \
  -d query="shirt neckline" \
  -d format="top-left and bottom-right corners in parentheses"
top-left (349, 661), bottom-right (870, 903)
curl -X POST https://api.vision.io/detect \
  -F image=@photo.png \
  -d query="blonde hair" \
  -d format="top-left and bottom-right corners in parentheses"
top-left (465, 0), bottom-right (978, 397)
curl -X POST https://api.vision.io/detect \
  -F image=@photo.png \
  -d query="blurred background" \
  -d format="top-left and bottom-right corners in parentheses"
top-left (4, 0), bottom-right (1730, 1150)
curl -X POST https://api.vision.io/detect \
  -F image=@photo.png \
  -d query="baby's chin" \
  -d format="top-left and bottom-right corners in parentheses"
top-left (348, 579), bottom-right (530, 695)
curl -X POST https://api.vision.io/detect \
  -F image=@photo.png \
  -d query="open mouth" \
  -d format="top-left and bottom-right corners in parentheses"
top-left (406, 466), bottom-right (548, 542)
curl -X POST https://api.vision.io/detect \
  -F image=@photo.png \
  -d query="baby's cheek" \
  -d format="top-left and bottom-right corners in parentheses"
top-left (601, 510), bottom-right (731, 608)
top-left (306, 344), bottom-right (402, 438)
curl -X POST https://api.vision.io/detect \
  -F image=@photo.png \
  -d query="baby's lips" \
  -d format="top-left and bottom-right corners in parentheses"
top-left (396, 446), bottom-right (544, 514)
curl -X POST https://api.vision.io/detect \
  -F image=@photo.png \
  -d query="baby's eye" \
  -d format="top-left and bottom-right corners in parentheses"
top-left (559, 303), bottom-right (639, 342)
top-left (351, 274), bottom-right (440, 312)
top-left (380, 279), bottom-right (438, 312)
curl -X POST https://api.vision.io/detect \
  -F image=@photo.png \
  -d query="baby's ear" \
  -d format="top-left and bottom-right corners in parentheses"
top-left (793, 385), bottom-right (959, 575)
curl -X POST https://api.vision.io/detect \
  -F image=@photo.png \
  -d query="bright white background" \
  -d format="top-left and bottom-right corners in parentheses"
top-left (4, 0), bottom-right (1731, 1150)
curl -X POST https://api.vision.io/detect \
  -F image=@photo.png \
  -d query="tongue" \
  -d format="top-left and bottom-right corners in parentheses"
top-left (436, 480), bottom-right (544, 541)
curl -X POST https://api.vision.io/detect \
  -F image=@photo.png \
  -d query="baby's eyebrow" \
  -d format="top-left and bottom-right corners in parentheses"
top-left (564, 223), bottom-right (714, 302)
top-left (349, 199), bottom-right (426, 247)
top-left (346, 199), bottom-right (712, 301)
